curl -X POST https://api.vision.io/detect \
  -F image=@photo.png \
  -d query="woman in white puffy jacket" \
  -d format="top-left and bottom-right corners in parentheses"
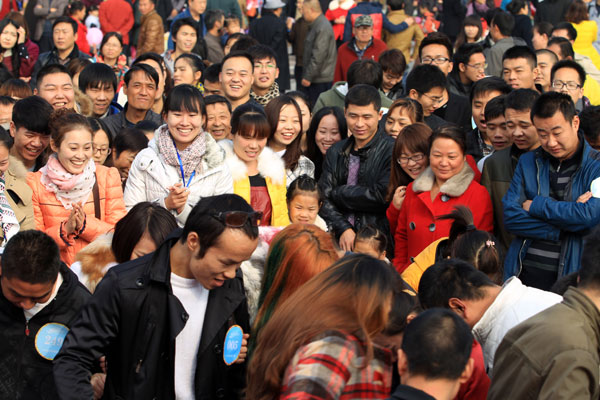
top-left (123, 85), bottom-right (233, 226)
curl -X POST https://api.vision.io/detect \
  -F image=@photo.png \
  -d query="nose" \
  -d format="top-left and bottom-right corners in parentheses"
top-left (546, 134), bottom-right (557, 147)
top-left (223, 267), bottom-right (237, 280)
top-left (31, 135), bottom-right (42, 147)
top-left (19, 299), bottom-right (35, 310)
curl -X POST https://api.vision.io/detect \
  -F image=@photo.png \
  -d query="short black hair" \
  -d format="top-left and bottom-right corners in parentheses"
top-left (112, 202), bottom-right (178, 263)
top-left (506, 0), bottom-right (526, 15)
top-left (491, 11), bottom-right (515, 36)
top-left (205, 9), bottom-right (225, 30)
top-left (531, 91), bottom-right (576, 124)
top-left (229, 35), bottom-right (259, 52)
top-left (113, 127), bottom-right (148, 157)
top-left (388, 0), bottom-right (405, 10)
top-left (502, 45), bottom-right (537, 69)
top-left (406, 64), bottom-right (447, 94)
top-left (203, 62), bottom-right (221, 84)
top-left (124, 63), bottom-right (159, 87)
top-left (504, 88), bottom-right (540, 112)
top-left (347, 59), bottom-right (383, 88)
top-left (345, 84), bottom-right (381, 111)
top-left (181, 194), bottom-right (259, 258)
top-left (418, 259), bottom-right (496, 309)
top-left (2, 230), bottom-right (61, 284)
top-left (536, 48), bottom-right (559, 64)
top-left (248, 44), bottom-right (277, 65)
top-left (578, 227), bottom-right (600, 291)
top-left (204, 94), bottom-right (232, 113)
top-left (454, 43), bottom-right (484, 69)
top-left (470, 76), bottom-right (511, 103)
top-left (418, 32), bottom-right (453, 60)
top-left (534, 21), bottom-right (554, 37)
top-left (0, 95), bottom-right (15, 107)
top-left (579, 106), bottom-right (600, 142)
top-left (35, 63), bottom-right (71, 89)
top-left (551, 59), bottom-right (586, 86)
top-left (378, 49), bottom-right (407, 77)
top-left (221, 51), bottom-right (254, 72)
top-left (163, 84), bottom-right (205, 116)
top-left (547, 36), bottom-right (574, 59)
top-left (12, 96), bottom-right (53, 134)
top-left (171, 17), bottom-right (199, 39)
top-left (401, 308), bottom-right (473, 380)
top-left (484, 95), bottom-right (506, 122)
top-left (78, 62), bottom-right (118, 92)
top-left (552, 21), bottom-right (577, 41)
top-left (52, 15), bottom-right (77, 33)
top-left (135, 119), bottom-right (160, 133)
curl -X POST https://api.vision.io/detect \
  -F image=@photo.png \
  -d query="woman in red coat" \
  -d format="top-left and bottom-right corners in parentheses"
top-left (67, 1), bottom-right (91, 55)
top-left (390, 125), bottom-right (493, 272)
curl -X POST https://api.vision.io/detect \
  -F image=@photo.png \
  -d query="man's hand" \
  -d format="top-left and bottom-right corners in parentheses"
top-left (339, 229), bottom-right (356, 252)
top-left (522, 200), bottom-right (532, 212)
top-left (301, 79), bottom-right (311, 87)
top-left (577, 191), bottom-right (593, 203)
top-left (91, 373), bottom-right (106, 400)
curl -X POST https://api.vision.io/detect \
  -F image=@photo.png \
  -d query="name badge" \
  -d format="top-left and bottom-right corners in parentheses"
top-left (223, 325), bottom-right (243, 365)
top-left (35, 323), bottom-right (69, 360)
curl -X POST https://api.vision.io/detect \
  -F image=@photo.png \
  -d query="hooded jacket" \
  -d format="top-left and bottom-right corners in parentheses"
top-left (0, 264), bottom-right (90, 400)
top-left (53, 232), bottom-right (250, 400)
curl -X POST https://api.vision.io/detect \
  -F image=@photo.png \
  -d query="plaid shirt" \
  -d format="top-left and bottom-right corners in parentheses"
top-left (280, 330), bottom-right (393, 399)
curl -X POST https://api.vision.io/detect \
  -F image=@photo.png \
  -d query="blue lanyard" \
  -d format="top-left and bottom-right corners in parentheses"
top-left (172, 138), bottom-right (195, 187)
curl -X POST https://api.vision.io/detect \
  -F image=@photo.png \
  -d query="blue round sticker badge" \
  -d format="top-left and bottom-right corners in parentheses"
top-left (35, 323), bottom-right (69, 360)
top-left (223, 325), bottom-right (244, 365)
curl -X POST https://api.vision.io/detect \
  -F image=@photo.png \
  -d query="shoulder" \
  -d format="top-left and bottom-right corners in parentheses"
top-left (95, 165), bottom-right (121, 183)
top-left (7, 156), bottom-right (28, 179)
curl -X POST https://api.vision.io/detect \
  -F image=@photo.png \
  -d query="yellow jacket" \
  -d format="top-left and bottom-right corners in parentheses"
top-left (401, 237), bottom-right (447, 291)
top-left (221, 140), bottom-right (290, 227)
top-left (584, 77), bottom-right (600, 106)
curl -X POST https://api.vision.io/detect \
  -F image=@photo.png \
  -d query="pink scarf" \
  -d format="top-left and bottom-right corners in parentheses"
top-left (40, 154), bottom-right (96, 209)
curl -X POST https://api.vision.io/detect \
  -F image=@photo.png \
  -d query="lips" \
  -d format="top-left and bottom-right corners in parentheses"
top-left (53, 101), bottom-right (67, 109)
top-left (24, 146), bottom-right (42, 159)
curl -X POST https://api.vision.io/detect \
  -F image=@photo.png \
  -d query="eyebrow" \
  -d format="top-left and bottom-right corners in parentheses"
top-left (11, 287), bottom-right (53, 300)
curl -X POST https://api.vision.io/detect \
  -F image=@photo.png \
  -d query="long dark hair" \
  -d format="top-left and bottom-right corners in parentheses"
top-left (305, 106), bottom-right (347, 180)
top-left (0, 19), bottom-right (23, 77)
top-left (454, 15), bottom-right (483, 49)
top-left (265, 95), bottom-right (303, 171)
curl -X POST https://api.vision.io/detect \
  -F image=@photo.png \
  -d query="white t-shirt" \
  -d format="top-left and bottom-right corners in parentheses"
top-left (170, 272), bottom-right (209, 400)
top-left (23, 273), bottom-right (63, 321)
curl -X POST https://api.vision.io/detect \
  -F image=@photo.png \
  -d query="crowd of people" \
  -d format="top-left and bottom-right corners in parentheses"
top-left (0, 0), bottom-right (600, 398)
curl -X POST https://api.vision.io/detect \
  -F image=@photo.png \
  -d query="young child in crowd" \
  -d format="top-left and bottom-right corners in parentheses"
top-left (353, 224), bottom-right (388, 261)
top-left (286, 175), bottom-right (327, 230)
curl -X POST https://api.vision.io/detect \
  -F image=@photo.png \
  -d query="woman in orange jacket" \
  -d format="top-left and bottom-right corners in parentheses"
top-left (27, 110), bottom-right (126, 265)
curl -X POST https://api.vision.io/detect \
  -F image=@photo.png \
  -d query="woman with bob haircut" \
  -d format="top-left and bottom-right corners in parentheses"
top-left (123, 84), bottom-right (232, 227)
top-left (220, 102), bottom-right (289, 226)
top-left (265, 95), bottom-right (315, 185)
top-left (71, 201), bottom-right (178, 292)
top-left (26, 109), bottom-right (127, 265)
top-left (247, 254), bottom-right (398, 399)
top-left (304, 106), bottom-right (348, 180)
top-left (391, 124), bottom-right (493, 272)
top-left (0, 18), bottom-right (36, 78)
top-left (384, 99), bottom-right (424, 139)
top-left (93, 32), bottom-right (128, 85)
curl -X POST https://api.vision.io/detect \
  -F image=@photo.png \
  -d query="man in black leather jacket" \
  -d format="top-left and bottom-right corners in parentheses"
top-left (54, 194), bottom-right (259, 400)
top-left (318, 84), bottom-right (395, 253)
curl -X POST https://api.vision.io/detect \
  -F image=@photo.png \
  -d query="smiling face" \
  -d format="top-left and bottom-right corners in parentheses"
top-left (399, 147), bottom-right (428, 179)
top-left (0, 23), bottom-right (17, 49)
top-left (139, 59), bottom-right (165, 100)
top-left (471, 90), bottom-right (503, 134)
top-left (205, 102), bottom-right (231, 141)
top-left (86, 83), bottom-right (116, 117)
top-left (288, 193), bottom-right (320, 224)
top-left (252, 57), bottom-right (279, 95)
top-left (233, 132), bottom-right (267, 163)
top-left (52, 128), bottom-right (93, 174)
top-left (352, 25), bottom-right (374, 46)
top-left (10, 124), bottom-right (51, 166)
top-left (270, 104), bottom-right (301, 152)
top-left (345, 103), bottom-right (382, 149)
top-left (173, 58), bottom-right (201, 86)
top-left (165, 107), bottom-right (205, 150)
top-left (502, 57), bottom-right (538, 90)
top-left (36, 72), bottom-right (75, 110)
top-left (220, 56), bottom-right (253, 102)
top-left (385, 107), bottom-right (413, 139)
top-left (315, 113), bottom-right (342, 154)
top-left (174, 24), bottom-right (198, 54)
top-left (505, 107), bottom-right (539, 151)
top-left (534, 111), bottom-right (580, 161)
top-left (485, 114), bottom-right (511, 150)
top-left (123, 70), bottom-right (157, 112)
top-left (429, 137), bottom-right (466, 183)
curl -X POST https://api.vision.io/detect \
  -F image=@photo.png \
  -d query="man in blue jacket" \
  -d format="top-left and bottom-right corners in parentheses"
top-left (503, 92), bottom-right (600, 291)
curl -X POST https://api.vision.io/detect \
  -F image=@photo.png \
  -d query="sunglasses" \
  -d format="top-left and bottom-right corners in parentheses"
top-left (212, 211), bottom-right (263, 227)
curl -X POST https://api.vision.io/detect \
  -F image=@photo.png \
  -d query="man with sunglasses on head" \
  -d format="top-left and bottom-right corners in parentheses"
top-left (54, 194), bottom-right (260, 400)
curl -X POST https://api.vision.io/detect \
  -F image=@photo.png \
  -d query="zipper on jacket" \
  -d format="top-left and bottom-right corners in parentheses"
top-left (135, 359), bottom-right (143, 374)
top-left (25, 319), bottom-right (29, 336)
top-left (517, 239), bottom-right (526, 277)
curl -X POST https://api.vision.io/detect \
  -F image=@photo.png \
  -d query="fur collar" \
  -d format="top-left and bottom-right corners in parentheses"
top-left (412, 163), bottom-right (474, 197)
top-left (7, 156), bottom-right (27, 179)
top-left (220, 139), bottom-right (286, 185)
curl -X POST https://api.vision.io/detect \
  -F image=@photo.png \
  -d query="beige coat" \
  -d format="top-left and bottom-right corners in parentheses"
top-left (5, 156), bottom-right (35, 234)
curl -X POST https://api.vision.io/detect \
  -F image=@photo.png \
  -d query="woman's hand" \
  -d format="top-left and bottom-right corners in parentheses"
top-left (17, 26), bottom-right (25, 44)
top-left (73, 203), bottom-right (86, 231)
top-left (392, 186), bottom-right (407, 210)
top-left (64, 208), bottom-right (79, 235)
top-left (165, 183), bottom-right (189, 214)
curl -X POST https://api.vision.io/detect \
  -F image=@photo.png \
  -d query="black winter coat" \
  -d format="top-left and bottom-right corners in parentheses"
top-left (0, 264), bottom-right (91, 400)
top-left (318, 129), bottom-right (395, 251)
top-left (53, 233), bottom-right (250, 400)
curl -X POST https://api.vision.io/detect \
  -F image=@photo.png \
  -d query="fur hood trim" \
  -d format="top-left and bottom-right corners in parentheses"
top-left (75, 87), bottom-right (94, 117)
top-left (7, 156), bottom-right (28, 179)
top-left (220, 139), bottom-right (286, 185)
top-left (412, 163), bottom-right (474, 197)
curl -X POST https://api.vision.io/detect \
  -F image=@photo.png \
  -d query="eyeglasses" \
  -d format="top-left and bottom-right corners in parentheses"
top-left (465, 62), bottom-right (487, 71)
top-left (212, 211), bottom-right (263, 227)
top-left (419, 91), bottom-right (444, 104)
top-left (421, 56), bottom-right (450, 65)
top-left (552, 80), bottom-right (581, 91)
top-left (93, 145), bottom-right (111, 155)
top-left (254, 63), bottom-right (276, 71)
top-left (397, 153), bottom-right (426, 165)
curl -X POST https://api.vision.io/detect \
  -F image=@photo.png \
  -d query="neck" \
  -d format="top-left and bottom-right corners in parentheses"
top-left (252, 85), bottom-right (270, 96)
top-left (401, 375), bottom-right (461, 400)
top-left (246, 159), bottom-right (259, 175)
top-left (152, 97), bottom-right (163, 114)
top-left (125, 105), bottom-right (149, 124)
top-left (354, 132), bottom-right (376, 150)
top-left (209, 28), bottom-right (219, 36)
top-left (58, 45), bottom-right (74, 60)
top-left (172, 48), bottom-right (184, 60)
top-left (356, 39), bottom-right (370, 49)
top-left (459, 71), bottom-right (471, 85)
top-left (103, 56), bottom-right (117, 65)
top-left (579, 287), bottom-right (600, 311)
top-left (230, 95), bottom-right (250, 111)
top-left (189, 9), bottom-right (201, 20)
top-left (10, 148), bottom-right (34, 169)
top-left (269, 140), bottom-right (286, 153)
top-left (169, 241), bottom-right (193, 278)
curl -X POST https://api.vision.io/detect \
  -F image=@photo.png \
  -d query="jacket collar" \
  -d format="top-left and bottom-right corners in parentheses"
top-left (412, 163), bottom-right (474, 197)
top-left (563, 287), bottom-right (600, 353)
top-left (220, 139), bottom-right (286, 185)
top-left (52, 43), bottom-right (81, 62)
top-left (342, 128), bottom-right (386, 155)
